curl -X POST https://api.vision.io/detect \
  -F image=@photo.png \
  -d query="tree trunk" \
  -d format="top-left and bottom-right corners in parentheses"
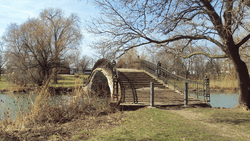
top-left (233, 60), bottom-right (250, 109)
top-left (230, 46), bottom-right (250, 109)
top-left (53, 72), bottom-right (58, 84)
top-left (185, 70), bottom-right (189, 79)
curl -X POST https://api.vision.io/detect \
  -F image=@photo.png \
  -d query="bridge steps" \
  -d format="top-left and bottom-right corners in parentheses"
top-left (117, 70), bottom-right (202, 104)
top-left (122, 84), bottom-right (165, 89)
top-left (117, 70), bottom-right (174, 103)
top-left (118, 71), bottom-right (166, 90)
top-left (124, 89), bottom-right (175, 103)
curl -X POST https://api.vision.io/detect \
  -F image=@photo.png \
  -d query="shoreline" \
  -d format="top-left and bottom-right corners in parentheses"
top-left (210, 87), bottom-right (239, 94)
top-left (0, 86), bottom-right (240, 94)
top-left (0, 86), bottom-right (79, 95)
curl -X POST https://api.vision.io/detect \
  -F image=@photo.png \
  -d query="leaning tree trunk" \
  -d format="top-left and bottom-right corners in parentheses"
top-left (230, 46), bottom-right (250, 110)
top-left (233, 60), bottom-right (250, 109)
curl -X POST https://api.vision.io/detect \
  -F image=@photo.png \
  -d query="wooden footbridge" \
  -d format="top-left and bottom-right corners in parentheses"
top-left (84, 59), bottom-right (210, 107)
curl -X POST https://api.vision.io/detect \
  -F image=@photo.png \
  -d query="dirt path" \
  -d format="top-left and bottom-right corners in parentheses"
top-left (168, 109), bottom-right (250, 140)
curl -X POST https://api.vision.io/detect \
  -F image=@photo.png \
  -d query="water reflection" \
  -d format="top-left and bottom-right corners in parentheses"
top-left (209, 93), bottom-right (239, 108)
top-left (0, 93), bottom-right (70, 120)
top-left (0, 93), bottom-right (106, 120)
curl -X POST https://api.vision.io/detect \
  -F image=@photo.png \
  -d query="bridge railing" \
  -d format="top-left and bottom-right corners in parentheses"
top-left (140, 60), bottom-right (210, 102)
top-left (85, 58), bottom-right (114, 86)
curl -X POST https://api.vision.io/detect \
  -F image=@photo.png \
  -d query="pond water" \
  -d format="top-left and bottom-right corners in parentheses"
top-left (0, 93), bottom-right (71, 120)
top-left (0, 92), bottom-right (240, 120)
top-left (209, 93), bottom-right (239, 108)
top-left (0, 92), bottom-right (107, 120)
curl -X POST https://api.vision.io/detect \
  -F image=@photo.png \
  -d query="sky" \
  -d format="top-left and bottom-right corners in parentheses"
top-left (0, 0), bottom-right (98, 57)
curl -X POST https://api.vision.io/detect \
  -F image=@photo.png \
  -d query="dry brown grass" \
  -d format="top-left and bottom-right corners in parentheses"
top-left (0, 82), bottom-right (118, 140)
top-left (210, 79), bottom-right (238, 89)
top-left (210, 74), bottom-right (238, 92)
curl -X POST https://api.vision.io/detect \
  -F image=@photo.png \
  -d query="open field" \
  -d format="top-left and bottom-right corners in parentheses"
top-left (49, 74), bottom-right (89, 88)
top-left (0, 74), bottom-right (90, 91)
top-left (0, 75), bottom-right (10, 89)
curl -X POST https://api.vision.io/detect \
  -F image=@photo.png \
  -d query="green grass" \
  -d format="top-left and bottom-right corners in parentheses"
top-left (0, 75), bottom-right (10, 89)
top-left (49, 74), bottom-right (89, 88)
top-left (72, 135), bottom-right (83, 140)
top-left (88, 108), bottom-right (233, 141)
top-left (188, 108), bottom-right (250, 135)
top-left (0, 74), bottom-right (90, 89)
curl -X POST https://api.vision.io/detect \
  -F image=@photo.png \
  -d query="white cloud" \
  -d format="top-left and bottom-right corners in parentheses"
top-left (0, 4), bottom-right (12, 9)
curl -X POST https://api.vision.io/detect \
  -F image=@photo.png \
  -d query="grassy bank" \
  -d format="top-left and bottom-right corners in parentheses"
top-left (210, 79), bottom-right (238, 92)
top-left (0, 74), bottom-right (89, 92)
top-left (166, 77), bottom-right (239, 93)
top-left (48, 74), bottom-right (89, 88)
top-left (188, 108), bottom-right (250, 135)
top-left (0, 75), bottom-right (9, 89)
top-left (88, 108), bottom-right (248, 141)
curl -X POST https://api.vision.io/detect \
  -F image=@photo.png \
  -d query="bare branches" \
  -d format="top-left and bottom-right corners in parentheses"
top-left (236, 34), bottom-right (250, 48)
top-left (182, 52), bottom-right (228, 59)
top-left (3, 8), bottom-right (82, 85)
top-left (86, 0), bottom-right (250, 61)
top-left (116, 41), bottom-right (151, 59)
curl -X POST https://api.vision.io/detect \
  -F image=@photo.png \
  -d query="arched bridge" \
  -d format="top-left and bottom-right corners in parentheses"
top-left (84, 59), bottom-right (210, 106)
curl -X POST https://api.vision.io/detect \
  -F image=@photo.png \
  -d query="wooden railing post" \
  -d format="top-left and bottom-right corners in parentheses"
top-left (184, 82), bottom-right (188, 106)
top-left (150, 82), bottom-right (154, 107)
top-left (204, 76), bottom-right (210, 102)
top-left (157, 61), bottom-right (161, 78)
top-left (112, 60), bottom-right (119, 101)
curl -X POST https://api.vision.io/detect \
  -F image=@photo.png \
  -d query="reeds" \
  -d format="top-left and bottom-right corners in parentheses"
top-left (0, 80), bottom-right (114, 134)
top-left (209, 74), bottom-right (238, 92)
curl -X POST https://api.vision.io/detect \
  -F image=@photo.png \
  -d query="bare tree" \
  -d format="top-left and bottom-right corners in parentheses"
top-left (3, 8), bottom-right (82, 86)
top-left (69, 50), bottom-right (81, 74)
top-left (92, 41), bottom-right (117, 61)
top-left (117, 48), bottom-right (138, 68)
top-left (0, 42), bottom-right (6, 81)
top-left (69, 51), bottom-right (91, 74)
top-left (79, 56), bottom-right (91, 73)
top-left (86, 0), bottom-right (250, 109)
